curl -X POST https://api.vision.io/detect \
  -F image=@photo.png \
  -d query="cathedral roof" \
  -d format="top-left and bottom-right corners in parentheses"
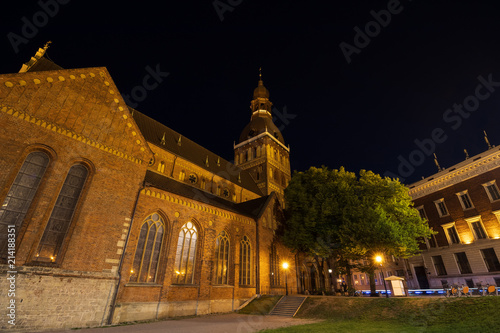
top-left (144, 170), bottom-right (272, 218)
top-left (132, 110), bottom-right (263, 195)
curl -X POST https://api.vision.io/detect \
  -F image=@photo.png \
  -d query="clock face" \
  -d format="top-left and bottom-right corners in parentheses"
top-left (188, 174), bottom-right (198, 184)
top-left (223, 189), bottom-right (230, 197)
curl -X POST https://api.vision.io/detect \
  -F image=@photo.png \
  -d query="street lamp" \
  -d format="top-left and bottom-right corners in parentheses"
top-left (282, 262), bottom-right (289, 296)
top-left (328, 269), bottom-right (333, 293)
top-left (375, 255), bottom-right (389, 298)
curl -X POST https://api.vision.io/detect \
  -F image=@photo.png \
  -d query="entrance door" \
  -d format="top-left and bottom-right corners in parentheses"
top-left (414, 266), bottom-right (429, 289)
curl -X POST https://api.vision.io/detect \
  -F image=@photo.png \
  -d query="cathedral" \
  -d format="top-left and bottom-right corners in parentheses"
top-left (0, 45), bottom-right (297, 331)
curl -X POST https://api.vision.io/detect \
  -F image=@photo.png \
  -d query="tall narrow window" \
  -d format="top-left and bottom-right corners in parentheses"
top-left (0, 152), bottom-right (50, 258)
top-left (239, 236), bottom-right (252, 285)
top-left (432, 255), bottom-right (447, 276)
top-left (454, 252), bottom-right (472, 274)
top-left (270, 243), bottom-right (280, 286)
top-left (416, 206), bottom-right (427, 220)
top-left (35, 164), bottom-right (88, 262)
top-left (481, 248), bottom-right (500, 272)
top-left (129, 213), bottom-right (165, 283)
top-left (214, 230), bottom-right (230, 284)
top-left (466, 217), bottom-right (488, 240)
top-left (173, 222), bottom-right (198, 284)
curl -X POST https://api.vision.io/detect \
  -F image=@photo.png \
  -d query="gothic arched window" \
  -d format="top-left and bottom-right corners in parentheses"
top-left (173, 222), bottom-right (198, 284)
top-left (129, 213), bottom-right (165, 283)
top-left (270, 243), bottom-right (280, 286)
top-left (36, 164), bottom-right (88, 262)
top-left (239, 236), bottom-right (252, 285)
top-left (214, 230), bottom-right (230, 284)
top-left (0, 152), bottom-right (50, 258)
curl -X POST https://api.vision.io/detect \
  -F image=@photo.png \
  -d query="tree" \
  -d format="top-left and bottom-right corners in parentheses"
top-left (283, 166), bottom-right (434, 296)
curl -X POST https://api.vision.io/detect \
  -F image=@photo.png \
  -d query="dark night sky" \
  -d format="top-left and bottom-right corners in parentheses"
top-left (2, 1), bottom-right (500, 184)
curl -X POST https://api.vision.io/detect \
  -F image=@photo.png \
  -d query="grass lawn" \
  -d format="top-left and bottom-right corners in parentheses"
top-left (257, 296), bottom-right (500, 333)
top-left (237, 295), bottom-right (282, 315)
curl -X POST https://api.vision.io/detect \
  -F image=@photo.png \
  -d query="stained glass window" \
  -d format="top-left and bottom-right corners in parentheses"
top-left (129, 213), bottom-right (165, 283)
top-left (0, 152), bottom-right (50, 258)
top-left (173, 222), bottom-right (198, 284)
top-left (35, 164), bottom-right (88, 262)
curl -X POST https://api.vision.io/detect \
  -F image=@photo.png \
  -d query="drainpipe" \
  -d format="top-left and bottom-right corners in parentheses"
top-left (255, 217), bottom-right (260, 294)
top-left (107, 180), bottom-right (147, 325)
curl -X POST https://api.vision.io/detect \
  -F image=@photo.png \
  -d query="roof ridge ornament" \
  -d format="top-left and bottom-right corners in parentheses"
top-left (464, 149), bottom-right (469, 160)
top-left (19, 41), bottom-right (52, 73)
top-left (205, 156), bottom-right (209, 167)
top-left (161, 132), bottom-right (166, 145)
top-left (177, 135), bottom-right (182, 146)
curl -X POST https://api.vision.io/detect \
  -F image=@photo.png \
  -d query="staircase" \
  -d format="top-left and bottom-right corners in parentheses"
top-left (269, 296), bottom-right (307, 317)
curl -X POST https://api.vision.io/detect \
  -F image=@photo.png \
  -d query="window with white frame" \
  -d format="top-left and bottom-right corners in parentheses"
top-left (465, 216), bottom-right (488, 240)
top-left (456, 190), bottom-right (474, 210)
top-left (482, 180), bottom-right (500, 202)
top-left (434, 199), bottom-right (449, 217)
top-left (442, 222), bottom-right (461, 245)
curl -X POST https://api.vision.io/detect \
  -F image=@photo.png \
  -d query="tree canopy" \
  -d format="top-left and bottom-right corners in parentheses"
top-left (283, 166), bottom-right (434, 294)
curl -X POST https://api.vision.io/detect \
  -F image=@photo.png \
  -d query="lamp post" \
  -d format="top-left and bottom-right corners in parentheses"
top-left (375, 255), bottom-right (389, 298)
top-left (328, 269), bottom-right (333, 293)
top-left (282, 262), bottom-right (289, 295)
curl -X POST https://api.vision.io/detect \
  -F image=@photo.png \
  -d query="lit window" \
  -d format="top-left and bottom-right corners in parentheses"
top-left (432, 255), bottom-right (447, 276)
top-left (434, 199), bottom-right (449, 217)
top-left (157, 161), bottom-right (165, 173)
top-left (129, 213), bottom-right (165, 283)
top-left (239, 236), bottom-right (252, 285)
top-left (35, 164), bottom-right (88, 262)
top-left (456, 190), bottom-right (474, 210)
top-left (480, 248), bottom-right (500, 272)
top-left (442, 222), bottom-right (461, 245)
top-left (454, 252), bottom-right (472, 274)
top-left (173, 222), bottom-right (198, 284)
top-left (214, 230), bottom-right (230, 284)
top-left (465, 216), bottom-right (488, 240)
top-left (270, 243), bottom-right (280, 286)
top-left (0, 152), bottom-right (50, 258)
top-left (482, 181), bottom-right (500, 202)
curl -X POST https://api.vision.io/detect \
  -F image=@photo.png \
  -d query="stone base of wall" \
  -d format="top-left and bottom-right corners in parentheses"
top-left (113, 298), bottom-right (249, 323)
top-left (0, 265), bottom-right (117, 332)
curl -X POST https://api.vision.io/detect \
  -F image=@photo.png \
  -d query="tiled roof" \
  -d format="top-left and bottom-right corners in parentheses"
top-left (26, 57), bottom-right (63, 72)
top-left (132, 109), bottom-right (263, 196)
top-left (144, 170), bottom-right (270, 218)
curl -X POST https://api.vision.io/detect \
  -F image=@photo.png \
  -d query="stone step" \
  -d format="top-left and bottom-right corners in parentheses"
top-left (268, 296), bottom-right (307, 317)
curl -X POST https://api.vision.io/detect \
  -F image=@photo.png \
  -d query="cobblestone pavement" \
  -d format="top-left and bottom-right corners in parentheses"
top-left (40, 313), bottom-right (323, 333)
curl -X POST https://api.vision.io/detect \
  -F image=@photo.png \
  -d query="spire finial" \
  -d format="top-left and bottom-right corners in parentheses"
top-left (464, 149), bottom-right (469, 160)
top-left (484, 130), bottom-right (494, 149)
top-left (259, 67), bottom-right (262, 80)
top-left (433, 153), bottom-right (443, 172)
top-left (44, 41), bottom-right (52, 51)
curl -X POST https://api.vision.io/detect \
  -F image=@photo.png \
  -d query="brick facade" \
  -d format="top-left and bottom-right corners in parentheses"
top-left (0, 50), bottom-right (297, 331)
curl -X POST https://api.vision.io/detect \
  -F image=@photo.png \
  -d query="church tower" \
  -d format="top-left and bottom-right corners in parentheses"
top-left (234, 71), bottom-right (291, 206)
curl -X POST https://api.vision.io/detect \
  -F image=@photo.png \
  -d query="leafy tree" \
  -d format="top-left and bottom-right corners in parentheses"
top-left (283, 166), bottom-right (434, 296)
